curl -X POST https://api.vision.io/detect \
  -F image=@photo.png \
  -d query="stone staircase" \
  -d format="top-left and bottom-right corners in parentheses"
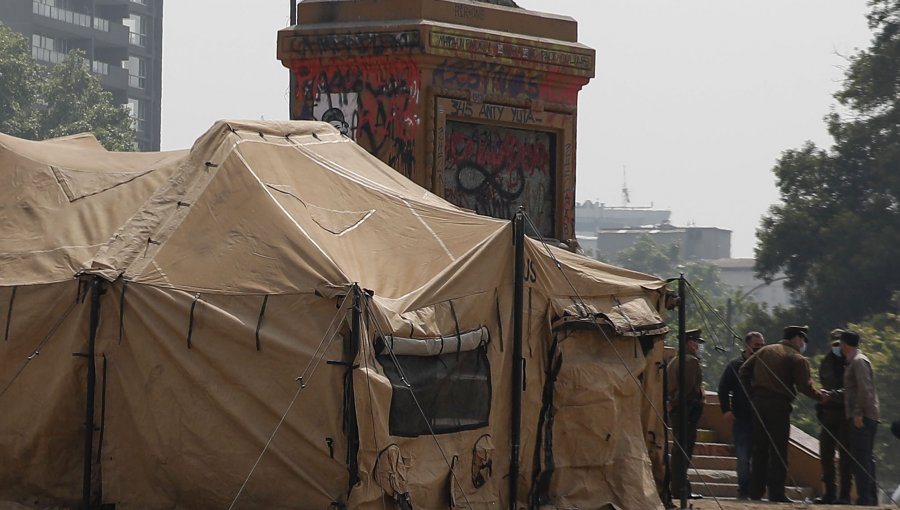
top-left (674, 392), bottom-right (820, 501)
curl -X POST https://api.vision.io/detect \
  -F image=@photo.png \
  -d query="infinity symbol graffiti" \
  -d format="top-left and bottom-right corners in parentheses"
top-left (455, 161), bottom-right (525, 201)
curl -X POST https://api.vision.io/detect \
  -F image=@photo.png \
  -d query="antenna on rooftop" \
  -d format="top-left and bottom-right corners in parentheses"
top-left (621, 166), bottom-right (631, 206)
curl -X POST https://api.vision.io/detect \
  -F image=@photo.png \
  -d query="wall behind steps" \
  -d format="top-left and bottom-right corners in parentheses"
top-left (700, 392), bottom-right (824, 499)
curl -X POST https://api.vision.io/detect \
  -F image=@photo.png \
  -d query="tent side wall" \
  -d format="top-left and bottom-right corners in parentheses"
top-left (0, 281), bottom-right (91, 507)
top-left (96, 283), bottom-right (353, 509)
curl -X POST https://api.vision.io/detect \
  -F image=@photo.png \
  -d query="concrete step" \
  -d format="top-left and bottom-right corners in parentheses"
top-left (688, 481), bottom-right (813, 500)
top-left (691, 455), bottom-right (737, 471)
top-left (689, 468), bottom-right (738, 485)
top-left (674, 441), bottom-right (734, 457)
top-left (696, 428), bottom-right (717, 443)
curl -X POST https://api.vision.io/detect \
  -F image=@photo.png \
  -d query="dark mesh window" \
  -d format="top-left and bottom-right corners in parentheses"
top-left (378, 346), bottom-right (491, 437)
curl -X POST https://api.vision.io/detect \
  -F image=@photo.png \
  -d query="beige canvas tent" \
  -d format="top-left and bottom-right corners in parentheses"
top-left (0, 121), bottom-right (670, 509)
top-left (0, 131), bottom-right (186, 508)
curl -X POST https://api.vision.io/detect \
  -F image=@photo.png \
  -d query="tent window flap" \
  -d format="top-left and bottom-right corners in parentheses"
top-left (377, 344), bottom-right (491, 437)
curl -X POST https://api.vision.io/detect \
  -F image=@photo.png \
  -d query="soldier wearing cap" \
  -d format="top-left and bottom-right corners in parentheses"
top-left (739, 325), bottom-right (827, 503)
top-left (815, 328), bottom-right (852, 504)
top-left (839, 329), bottom-right (880, 506)
top-left (667, 328), bottom-right (705, 500)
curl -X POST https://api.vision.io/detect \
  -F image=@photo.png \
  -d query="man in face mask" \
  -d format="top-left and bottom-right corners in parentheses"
top-left (840, 329), bottom-right (880, 506)
top-left (667, 328), bottom-right (706, 501)
top-left (717, 331), bottom-right (765, 500)
top-left (739, 325), bottom-right (828, 503)
top-left (815, 329), bottom-right (852, 504)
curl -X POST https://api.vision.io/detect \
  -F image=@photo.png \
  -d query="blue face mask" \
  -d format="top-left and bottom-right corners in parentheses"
top-left (832, 346), bottom-right (842, 357)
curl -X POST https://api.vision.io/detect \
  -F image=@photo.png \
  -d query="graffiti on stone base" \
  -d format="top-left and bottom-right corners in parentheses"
top-left (313, 93), bottom-right (358, 137)
top-left (295, 57), bottom-right (420, 177)
top-left (284, 31), bottom-right (420, 56)
top-left (432, 58), bottom-right (578, 105)
top-left (443, 121), bottom-right (555, 236)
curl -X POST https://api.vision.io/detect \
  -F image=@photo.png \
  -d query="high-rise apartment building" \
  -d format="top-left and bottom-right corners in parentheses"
top-left (0, 0), bottom-right (163, 150)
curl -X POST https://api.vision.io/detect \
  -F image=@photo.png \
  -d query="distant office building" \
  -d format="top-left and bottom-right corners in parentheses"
top-left (575, 200), bottom-right (672, 233)
top-left (0, 0), bottom-right (163, 150)
top-left (709, 258), bottom-right (791, 309)
top-left (589, 224), bottom-right (732, 262)
top-left (575, 200), bottom-right (732, 262)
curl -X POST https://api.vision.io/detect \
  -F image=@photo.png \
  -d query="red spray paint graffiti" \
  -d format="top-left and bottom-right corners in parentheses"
top-left (293, 56), bottom-right (420, 177)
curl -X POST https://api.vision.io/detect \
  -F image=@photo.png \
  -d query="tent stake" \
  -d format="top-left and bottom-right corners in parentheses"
top-left (509, 210), bottom-right (525, 510)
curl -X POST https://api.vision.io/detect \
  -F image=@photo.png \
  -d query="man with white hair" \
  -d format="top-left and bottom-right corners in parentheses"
top-left (840, 329), bottom-right (880, 506)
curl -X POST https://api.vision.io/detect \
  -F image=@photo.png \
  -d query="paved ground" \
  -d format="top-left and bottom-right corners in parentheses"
top-left (688, 499), bottom-right (897, 509)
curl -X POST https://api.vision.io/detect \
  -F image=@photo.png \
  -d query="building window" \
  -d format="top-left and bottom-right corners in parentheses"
top-left (126, 56), bottom-right (146, 89)
top-left (123, 14), bottom-right (147, 47)
top-left (31, 33), bottom-right (66, 64)
top-left (32, 0), bottom-right (109, 32)
top-left (127, 98), bottom-right (146, 133)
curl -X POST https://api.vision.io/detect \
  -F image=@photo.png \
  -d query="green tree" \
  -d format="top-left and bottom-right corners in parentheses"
top-left (0, 25), bottom-right (41, 138)
top-left (0, 26), bottom-right (135, 150)
top-left (616, 235), bottom-right (765, 380)
top-left (755, 1), bottom-right (900, 337)
top-left (788, 298), bottom-right (900, 494)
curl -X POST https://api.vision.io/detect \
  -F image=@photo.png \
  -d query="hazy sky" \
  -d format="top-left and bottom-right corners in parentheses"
top-left (161, 1), bottom-right (873, 257)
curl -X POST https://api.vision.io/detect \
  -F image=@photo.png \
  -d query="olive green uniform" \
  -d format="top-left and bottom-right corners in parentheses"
top-left (739, 341), bottom-right (822, 501)
top-left (667, 353), bottom-right (704, 498)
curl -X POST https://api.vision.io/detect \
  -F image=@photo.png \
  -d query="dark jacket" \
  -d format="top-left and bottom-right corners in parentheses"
top-left (718, 352), bottom-right (753, 422)
top-left (818, 351), bottom-right (845, 409)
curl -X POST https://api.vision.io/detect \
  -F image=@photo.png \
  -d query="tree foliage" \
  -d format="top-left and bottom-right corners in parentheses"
top-left (0, 25), bottom-right (41, 138)
top-left (615, 234), bottom-right (832, 389)
top-left (755, 1), bottom-right (900, 335)
top-left (0, 26), bottom-right (135, 151)
top-left (789, 294), bottom-right (900, 492)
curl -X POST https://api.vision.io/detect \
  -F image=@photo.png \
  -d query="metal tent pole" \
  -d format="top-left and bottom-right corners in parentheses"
top-left (677, 274), bottom-right (687, 509)
top-left (289, 1), bottom-right (298, 120)
top-left (81, 277), bottom-right (104, 509)
top-left (509, 210), bottom-right (525, 510)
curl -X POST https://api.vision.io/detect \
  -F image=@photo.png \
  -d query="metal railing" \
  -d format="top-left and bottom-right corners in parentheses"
top-left (128, 74), bottom-right (144, 89)
top-left (32, 1), bottom-right (111, 32)
top-left (32, 46), bottom-right (112, 76)
top-left (128, 31), bottom-right (145, 47)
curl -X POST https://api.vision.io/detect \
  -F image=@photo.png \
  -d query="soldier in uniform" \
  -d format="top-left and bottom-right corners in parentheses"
top-left (667, 328), bottom-right (705, 500)
top-left (739, 325), bottom-right (827, 503)
top-left (815, 329), bottom-right (852, 504)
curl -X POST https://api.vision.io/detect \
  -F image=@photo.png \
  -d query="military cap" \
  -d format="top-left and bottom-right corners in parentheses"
top-left (840, 329), bottom-right (860, 347)
top-left (685, 329), bottom-right (705, 343)
top-left (783, 325), bottom-right (809, 340)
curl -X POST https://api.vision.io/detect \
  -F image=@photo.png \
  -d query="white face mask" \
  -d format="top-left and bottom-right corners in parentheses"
top-left (799, 339), bottom-right (807, 354)
top-left (696, 343), bottom-right (705, 356)
top-left (832, 346), bottom-right (842, 357)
